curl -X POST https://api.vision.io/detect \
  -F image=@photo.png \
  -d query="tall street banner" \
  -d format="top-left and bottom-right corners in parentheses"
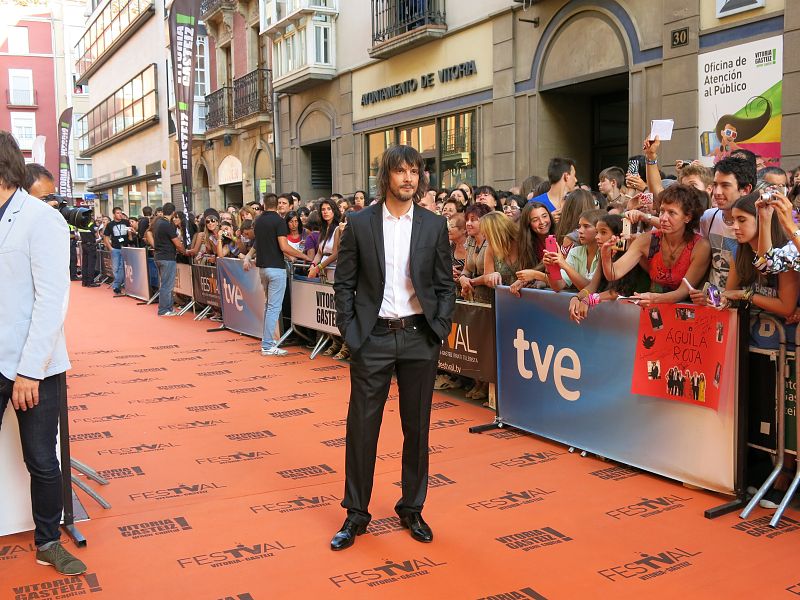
top-left (57, 108), bottom-right (73, 198)
top-left (495, 289), bottom-right (739, 494)
top-left (630, 304), bottom-right (731, 410)
top-left (169, 0), bottom-right (200, 219)
top-left (216, 258), bottom-right (267, 339)
top-left (698, 35), bottom-right (782, 166)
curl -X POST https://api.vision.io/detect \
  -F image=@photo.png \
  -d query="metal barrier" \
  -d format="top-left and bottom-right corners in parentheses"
top-left (774, 325), bottom-right (800, 525)
top-left (740, 314), bottom-right (797, 527)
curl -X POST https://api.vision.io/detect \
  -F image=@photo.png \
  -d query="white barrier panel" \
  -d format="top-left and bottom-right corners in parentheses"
top-left (175, 263), bottom-right (193, 297)
top-left (291, 277), bottom-right (339, 336)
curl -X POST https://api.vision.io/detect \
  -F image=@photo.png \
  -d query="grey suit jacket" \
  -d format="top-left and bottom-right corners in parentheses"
top-left (0, 188), bottom-right (71, 380)
top-left (333, 201), bottom-right (455, 351)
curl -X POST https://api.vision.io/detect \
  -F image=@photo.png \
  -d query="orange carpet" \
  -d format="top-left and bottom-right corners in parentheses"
top-left (1, 283), bottom-right (799, 599)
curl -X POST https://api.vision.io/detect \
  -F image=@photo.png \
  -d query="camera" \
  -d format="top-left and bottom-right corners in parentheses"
top-left (760, 185), bottom-right (787, 203)
top-left (43, 194), bottom-right (93, 229)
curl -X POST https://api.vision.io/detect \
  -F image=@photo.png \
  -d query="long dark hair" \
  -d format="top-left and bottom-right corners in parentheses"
top-left (733, 191), bottom-right (787, 287)
top-left (0, 131), bottom-right (27, 190)
top-left (285, 210), bottom-right (305, 239)
top-left (518, 201), bottom-right (555, 269)
top-left (715, 96), bottom-right (772, 144)
top-left (376, 145), bottom-right (428, 202)
top-left (318, 199), bottom-right (341, 246)
top-left (596, 214), bottom-right (649, 296)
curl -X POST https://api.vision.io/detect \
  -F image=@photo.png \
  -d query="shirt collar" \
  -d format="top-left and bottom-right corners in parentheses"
top-left (382, 201), bottom-right (414, 222)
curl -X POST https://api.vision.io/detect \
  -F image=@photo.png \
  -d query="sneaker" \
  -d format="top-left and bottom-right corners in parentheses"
top-left (160, 311), bottom-right (180, 317)
top-left (760, 488), bottom-right (787, 509)
top-left (261, 347), bottom-right (288, 356)
top-left (36, 542), bottom-right (86, 576)
top-left (112, 288), bottom-right (121, 294)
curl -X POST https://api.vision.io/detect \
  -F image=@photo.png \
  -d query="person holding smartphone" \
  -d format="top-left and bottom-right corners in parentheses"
top-left (601, 185), bottom-right (710, 306)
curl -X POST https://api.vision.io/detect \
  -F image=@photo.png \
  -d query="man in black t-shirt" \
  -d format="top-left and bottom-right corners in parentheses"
top-left (138, 206), bottom-right (153, 246)
top-left (103, 207), bottom-right (133, 294)
top-left (243, 194), bottom-right (307, 356)
top-left (152, 203), bottom-right (185, 316)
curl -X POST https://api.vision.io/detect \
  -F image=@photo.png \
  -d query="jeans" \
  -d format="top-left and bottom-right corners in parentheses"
top-left (156, 259), bottom-right (177, 315)
top-left (259, 267), bottom-right (287, 350)
top-left (111, 247), bottom-right (124, 290)
top-left (0, 374), bottom-right (64, 547)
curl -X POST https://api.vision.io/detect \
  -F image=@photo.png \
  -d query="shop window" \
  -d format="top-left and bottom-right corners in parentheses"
top-left (367, 128), bottom-right (395, 197)
top-left (399, 121), bottom-right (437, 190)
top-left (128, 183), bottom-right (143, 217)
top-left (439, 110), bottom-right (476, 189)
top-left (147, 179), bottom-right (163, 207)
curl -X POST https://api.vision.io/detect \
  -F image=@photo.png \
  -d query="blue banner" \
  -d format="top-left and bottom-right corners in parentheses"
top-left (495, 288), bottom-right (739, 494)
top-left (216, 258), bottom-right (267, 338)
top-left (122, 247), bottom-right (149, 301)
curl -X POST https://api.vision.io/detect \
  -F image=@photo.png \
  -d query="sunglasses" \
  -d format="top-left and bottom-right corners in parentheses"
top-left (722, 128), bottom-right (738, 139)
top-left (205, 218), bottom-right (218, 224)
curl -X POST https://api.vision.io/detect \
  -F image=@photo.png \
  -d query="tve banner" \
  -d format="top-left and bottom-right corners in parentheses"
top-left (495, 288), bottom-right (738, 494)
top-left (122, 247), bottom-right (149, 301)
top-left (216, 258), bottom-right (266, 338)
top-left (291, 277), bottom-right (339, 335)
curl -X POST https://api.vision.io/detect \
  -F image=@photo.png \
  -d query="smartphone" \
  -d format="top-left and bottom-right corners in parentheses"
top-left (545, 235), bottom-right (562, 283)
top-left (649, 307), bottom-right (664, 330)
top-left (615, 217), bottom-right (631, 252)
top-left (627, 159), bottom-right (640, 176)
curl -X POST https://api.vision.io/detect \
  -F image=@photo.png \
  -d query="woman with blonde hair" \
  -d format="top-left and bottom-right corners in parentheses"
top-left (476, 211), bottom-right (521, 289)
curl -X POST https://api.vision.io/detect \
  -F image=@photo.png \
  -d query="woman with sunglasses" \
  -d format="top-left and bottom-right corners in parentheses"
top-left (186, 210), bottom-right (221, 265)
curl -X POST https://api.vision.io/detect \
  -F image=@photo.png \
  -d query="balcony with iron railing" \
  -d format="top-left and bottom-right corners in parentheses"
top-left (201, 0), bottom-right (236, 19)
top-left (369, 0), bottom-right (446, 59)
top-left (233, 68), bottom-right (272, 122)
top-left (205, 86), bottom-right (233, 133)
top-left (6, 89), bottom-right (38, 108)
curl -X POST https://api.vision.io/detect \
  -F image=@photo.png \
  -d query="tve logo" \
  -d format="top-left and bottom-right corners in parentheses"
top-left (513, 329), bottom-right (581, 401)
top-left (223, 280), bottom-right (244, 311)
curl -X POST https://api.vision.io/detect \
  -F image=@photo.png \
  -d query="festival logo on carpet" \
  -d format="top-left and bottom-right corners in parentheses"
top-left (495, 527), bottom-right (572, 552)
top-left (394, 473), bottom-right (456, 489)
top-left (597, 548), bottom-right (702, 582)
top-left (366, 516), bottom-right (405, 537)
top-left (186, 402), bottom-right (230, 411)
top-left (269, 408), bottom-right (314, 419)
top-left (466, 488), bottom-right (556, 512)
top-left (225, 430), bottom-right (276, 441)
top-left (320, 437), bottom-right (347, 448)
top-left (588, 466), bottom-right (640, 481)
top-left (731, 515), bottom-right (800, 539)
top-left (249, 493), bottom-right (342, 515)
top-left (195, 450), bottom-right (277, 465)
top-left (158, 419), bottom-right (228, 430)
top-left (73, 413), bottom-right (144, 423)
top-left (69, 431), bottom-right (112, 442)
top-left (631, 305), bottom-right (730, 410)
top-left (117, 517), bottom-right (192, 540)
top-left (176, 540), bottom-right (295, 569)
top-left (10, 573), bottom-right (102, 600)
top-left (97, 442), bottom-right (180, 455)
top-left (605, 494), bottom-right (692, 520)
top-left (328, 556), bottom-right (447, 588)
top-left (491, 450), bottom-right (564, 469)
top-left (475, 588), bottom-right (548, 600)
top-left (128, 482), bottom-right (226, 502)
top-left (95, 466), bottom-right (145, 480)
top-left (277, 464), bottom-right (336, 480)
top-left (378, 444), bottom-right (452, 461)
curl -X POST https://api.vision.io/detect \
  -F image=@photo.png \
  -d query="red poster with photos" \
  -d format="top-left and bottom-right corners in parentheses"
top-left (631, 304), bottom-right (731, 410)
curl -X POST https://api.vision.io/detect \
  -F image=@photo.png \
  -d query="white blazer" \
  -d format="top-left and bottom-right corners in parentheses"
top-left (0, 188), bottom-right (70, 381)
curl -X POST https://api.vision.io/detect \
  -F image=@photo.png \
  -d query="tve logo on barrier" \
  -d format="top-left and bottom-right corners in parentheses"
top-left (223, 280), bottom-right (244, 311)
top-left (513, 329), bottom-right (581, 401)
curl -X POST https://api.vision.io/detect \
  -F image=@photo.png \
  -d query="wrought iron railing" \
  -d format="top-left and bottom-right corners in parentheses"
top-left (371, 0), bottom-right (446, 45)
top-left (200, 0), bottom-right (236, 17)
top-left (206, 87), bottom-right (233, 130)
top-left (233, 69), bottom-right (272, 121)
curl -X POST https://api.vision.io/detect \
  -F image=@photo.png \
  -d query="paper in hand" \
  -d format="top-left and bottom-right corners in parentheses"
top-left (649, 119), bottom-right (674, 141)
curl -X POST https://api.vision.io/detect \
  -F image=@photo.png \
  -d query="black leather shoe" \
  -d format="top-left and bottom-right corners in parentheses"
top-left (330, 519), bottom-right (367, 551)
top-left (400, 513), bottom-right (433, 543)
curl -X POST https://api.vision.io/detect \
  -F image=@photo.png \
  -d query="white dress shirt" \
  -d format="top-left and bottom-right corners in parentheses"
top-left (379, 202), bottom-right (423, 318)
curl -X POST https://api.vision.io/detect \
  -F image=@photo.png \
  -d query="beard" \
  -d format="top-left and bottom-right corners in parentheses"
top-left (389, 182), bottom-right (417, 202)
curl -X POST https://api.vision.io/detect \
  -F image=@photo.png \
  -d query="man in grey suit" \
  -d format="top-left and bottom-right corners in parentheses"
top-left (331, 145), bottom-right (455, 550)
top-left (0, 131), bottom-right (86, 575)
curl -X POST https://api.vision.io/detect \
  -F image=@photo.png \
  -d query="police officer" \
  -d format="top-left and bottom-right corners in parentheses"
top-left (78, 218), bottom-right (99, 287)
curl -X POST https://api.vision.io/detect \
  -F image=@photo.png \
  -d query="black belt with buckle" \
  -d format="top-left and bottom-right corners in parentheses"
top-left (376, 314), bottom-right (427, 331)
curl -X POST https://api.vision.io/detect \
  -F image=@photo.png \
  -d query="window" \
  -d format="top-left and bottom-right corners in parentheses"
top-left (75, 162), bottom-right (92, 180)
top-left (367, 128), bottom-right (395, 197)
top-left (439, 110), bottom-right (476, 189)
top-left (146, 180), bottom-right (162, 206)
top-left (76, 0), bottom-right (155, 80)
top-left (10, 112), bottom-right (36, 150)
top-left (314, 24), bottom-right (331, 64)
top-left (7, 26), bottom-right (29, 54)
top-left (78, 64), bottom-right (158, 154)
top-left (195, 35), bottom-right (209, 98)
top-left (8, 69), bottom-right (34, 105)
top-left (128, 183), bottom-right (143, 217)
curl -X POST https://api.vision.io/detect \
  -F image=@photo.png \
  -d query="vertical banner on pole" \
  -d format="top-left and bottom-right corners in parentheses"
top-left (57, 108), bottom-right (74, 198)
top-left (168, 0), bottom-right (200, 227)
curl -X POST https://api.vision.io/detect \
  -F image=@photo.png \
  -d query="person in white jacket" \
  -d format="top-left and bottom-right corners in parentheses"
top-left (0, 130), bottom-right (86, 575)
